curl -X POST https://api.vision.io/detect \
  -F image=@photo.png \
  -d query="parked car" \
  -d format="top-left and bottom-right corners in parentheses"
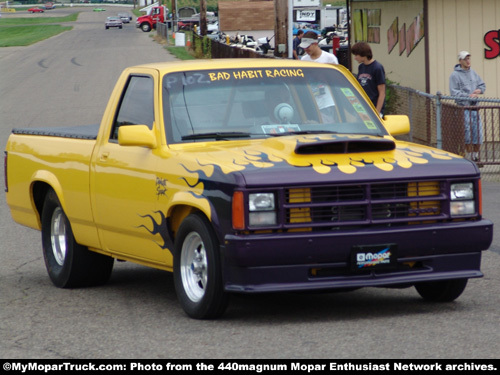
top-left (177, 20), bottom-right (197, 30)
top-left (105, 16), bottom-right (123, 30)
top-left (118, 12), bottom-right (132, 23)
top-left (28, 7), bottom-right (45, 13)
top-left (293, 22), bottom-right (321, 36)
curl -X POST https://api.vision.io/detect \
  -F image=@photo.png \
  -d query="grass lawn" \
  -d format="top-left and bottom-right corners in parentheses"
top-left (151, 33), bottom-right (196, 60)
top-left (0, 12), bottom-right (78, 46)
top-left (0, 25), bottom-right (73, 47)
top-left (0, 13), bottom-right (79, 25)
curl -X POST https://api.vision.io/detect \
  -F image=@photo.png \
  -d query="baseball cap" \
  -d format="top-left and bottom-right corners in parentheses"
top-left (299, 31), bottom-right (319, 49)
top-left (299, 38), bottom-right (318, 49)
top-left (458, 51), bottom-right (470, 60)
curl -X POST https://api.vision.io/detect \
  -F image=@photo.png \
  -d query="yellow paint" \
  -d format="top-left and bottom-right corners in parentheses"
top-left (5, 59), bottom-right (460, 272)
top-left (288, 188), bottom-right (312, 232)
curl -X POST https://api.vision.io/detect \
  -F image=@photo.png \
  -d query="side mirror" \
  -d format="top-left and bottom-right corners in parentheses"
top-left (382, 115), bottom-right (410, 136)
top-left (118, 125), bottom-right (157, 148)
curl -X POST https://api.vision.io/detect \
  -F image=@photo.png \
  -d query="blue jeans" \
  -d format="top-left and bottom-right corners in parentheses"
top-left (464, 109), bottom-right (483, 145)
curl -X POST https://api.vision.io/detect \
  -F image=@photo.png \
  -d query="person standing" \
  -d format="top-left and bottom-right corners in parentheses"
top-left (297, 31), bottom-right (338, 123)
top-left (449, 51), bottom-right (486, 162)
top-left (299, 31), bottom-right (338, 64)
top-left (351, 42), bottom-right (386, 117)
top-left (293, 30), bottom-right (304, 60)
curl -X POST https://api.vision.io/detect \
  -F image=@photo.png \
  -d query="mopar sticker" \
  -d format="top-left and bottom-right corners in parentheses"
top-left (351, 244), bottom-right (397, 272)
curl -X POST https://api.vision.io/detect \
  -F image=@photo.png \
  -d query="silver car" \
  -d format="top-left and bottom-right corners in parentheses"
top-left (105, 16), bottom-right (123, 30)
top-left (118, 12), bottom-right (132, 23)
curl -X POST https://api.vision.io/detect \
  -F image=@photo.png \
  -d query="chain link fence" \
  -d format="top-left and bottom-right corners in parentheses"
top-left (387, 85), bottom-right (500, 180)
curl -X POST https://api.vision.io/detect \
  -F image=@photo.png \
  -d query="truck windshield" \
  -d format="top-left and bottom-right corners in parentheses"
top-left (162, 67), bottom-right (387, 143)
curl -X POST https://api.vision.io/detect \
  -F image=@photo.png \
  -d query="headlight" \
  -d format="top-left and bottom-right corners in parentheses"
top-left (249, 193), bottom-right (275, 211)
top-left (249, 193), bottom-right (276, 226)
top-left (450, 201), bottom-right (475, 216)
top-left (450, 183), bottom-right (475, 216)
top-left (450, 183), bottom-right (474, 200)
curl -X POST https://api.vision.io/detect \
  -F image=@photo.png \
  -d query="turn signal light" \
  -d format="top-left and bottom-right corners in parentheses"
top-left (232, 191), bottom-right (245, 230)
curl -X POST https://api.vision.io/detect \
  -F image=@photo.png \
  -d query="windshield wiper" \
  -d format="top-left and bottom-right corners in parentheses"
top-left (182, 132), bottom-right (252, 141)
top-left (267, 130), bottom-right (339, 137)
top-left (267, 130), bottom-right (386, 138)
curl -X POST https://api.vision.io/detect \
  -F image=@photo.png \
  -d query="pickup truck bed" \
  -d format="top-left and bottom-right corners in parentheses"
top-left (12, 124), bottom-right (100, 140)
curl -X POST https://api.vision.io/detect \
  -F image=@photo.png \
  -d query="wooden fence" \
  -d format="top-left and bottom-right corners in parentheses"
top-left (156, 24), bottom-right (272, 59)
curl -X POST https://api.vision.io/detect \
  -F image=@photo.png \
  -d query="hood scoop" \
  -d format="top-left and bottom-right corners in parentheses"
top-left (295, 137), bottom-right (395, 155)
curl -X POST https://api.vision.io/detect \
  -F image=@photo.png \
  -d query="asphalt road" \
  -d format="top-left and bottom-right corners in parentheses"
top-left (1, 7), bottom-right (499, 360)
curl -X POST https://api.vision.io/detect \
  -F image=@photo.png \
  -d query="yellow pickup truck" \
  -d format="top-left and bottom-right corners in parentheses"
top-left (4, 59), bottom-right (493, 319)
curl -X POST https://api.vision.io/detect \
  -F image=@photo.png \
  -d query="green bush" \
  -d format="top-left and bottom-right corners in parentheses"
top-left (385, 77), bottom-right (400, 115)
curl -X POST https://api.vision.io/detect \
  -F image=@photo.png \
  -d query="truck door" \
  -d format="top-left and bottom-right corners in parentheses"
top-left (91, 73), bottom-right (170, 266)
top-left (152, 6), bottom-right (163, 23)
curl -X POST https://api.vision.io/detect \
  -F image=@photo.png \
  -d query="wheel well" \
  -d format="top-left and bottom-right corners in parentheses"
top-left (168, 205), bottom-right (225, 251)
top-left (169, 205), bottom-right (202, 240)
top-left (32, 181), bottom-right (52, 218)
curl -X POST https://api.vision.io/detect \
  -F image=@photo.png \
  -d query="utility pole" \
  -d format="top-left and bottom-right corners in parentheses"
top-left (170, 0), bottom-right (176, 31)
top-left (274, 0), bottom-right (288, 58)
top-left (200, 0), bottom-right (207, 36)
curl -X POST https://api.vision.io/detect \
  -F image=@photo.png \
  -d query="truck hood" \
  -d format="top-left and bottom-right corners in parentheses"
top-left (172, 134), bottom-right (478, 187)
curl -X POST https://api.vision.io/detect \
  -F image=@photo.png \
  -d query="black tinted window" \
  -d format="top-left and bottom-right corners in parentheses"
top-left (112, 75), bottom-right (154, 139)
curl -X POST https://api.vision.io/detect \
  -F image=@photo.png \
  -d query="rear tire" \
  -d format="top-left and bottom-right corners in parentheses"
top-left (41, 189), bottom-right (114, 288)
top-left (415, 279), bottom-right (468, 302)
top-left (173, 213), bottom-right (228, 319)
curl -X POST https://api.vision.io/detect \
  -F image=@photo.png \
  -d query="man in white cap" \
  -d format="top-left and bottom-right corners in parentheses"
top-left (299, 31), bottom-right (338, 64)
top-left (449, 51), bottom-right (486, 162)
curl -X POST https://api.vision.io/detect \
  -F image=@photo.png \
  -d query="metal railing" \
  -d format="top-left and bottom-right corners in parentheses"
top-left (387, 85), bottom-right (500, 173)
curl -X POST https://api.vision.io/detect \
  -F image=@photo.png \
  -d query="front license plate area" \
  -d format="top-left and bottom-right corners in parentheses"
top-left (351, 244), bottom-right (398, 273)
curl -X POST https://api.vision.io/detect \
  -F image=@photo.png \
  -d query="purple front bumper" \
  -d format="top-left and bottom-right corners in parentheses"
top-left (222, 219), bottom-right (493, 292)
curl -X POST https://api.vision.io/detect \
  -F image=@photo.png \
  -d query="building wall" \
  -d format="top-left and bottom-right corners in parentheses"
top-left (351, 0), bottom-right (500, 98)
top-left (350, 1), bottom-right (426, 91)
top-left (218, 0), bottom-right (274, 32)
top-left (428, 0), bottom-right (500, 98)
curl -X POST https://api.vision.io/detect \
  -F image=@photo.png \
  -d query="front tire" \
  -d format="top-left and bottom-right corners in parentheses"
top-left (141, 23), bottom-right (151, 32)
top-left (41, 189), bottom-right (114, 288)
top-left (173, 213), bottom-right (228, 319)
top-left (415, 279), bottom-right (468, 302)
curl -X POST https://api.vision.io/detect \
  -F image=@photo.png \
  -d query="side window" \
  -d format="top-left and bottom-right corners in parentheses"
top-left (111, 75), bottom-right (154, 140)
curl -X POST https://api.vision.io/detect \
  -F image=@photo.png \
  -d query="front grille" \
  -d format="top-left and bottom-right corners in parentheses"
top-left (284, 181), bottom-right (446, 230)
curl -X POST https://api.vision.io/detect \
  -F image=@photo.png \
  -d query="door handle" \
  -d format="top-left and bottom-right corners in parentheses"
top-left (100, 152), bottom-right (109, 162)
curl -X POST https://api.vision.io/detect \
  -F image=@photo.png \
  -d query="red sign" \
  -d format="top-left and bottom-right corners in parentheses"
top-left (484, 30), bottom-right (500, 59)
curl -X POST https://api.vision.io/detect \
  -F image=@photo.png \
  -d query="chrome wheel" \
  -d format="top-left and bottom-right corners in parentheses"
top-left (41, 189), bottom-right (113, 288)
top-left (174, 213), bottom-right (228, 319)
top-left (180, 232), bottom-right (208, 303)
top-left (50, 207), bottom-right (67, 266)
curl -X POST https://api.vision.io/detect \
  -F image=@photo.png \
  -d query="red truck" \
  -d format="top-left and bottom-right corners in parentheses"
top-left (136, 5), bottom-right (169, 32)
